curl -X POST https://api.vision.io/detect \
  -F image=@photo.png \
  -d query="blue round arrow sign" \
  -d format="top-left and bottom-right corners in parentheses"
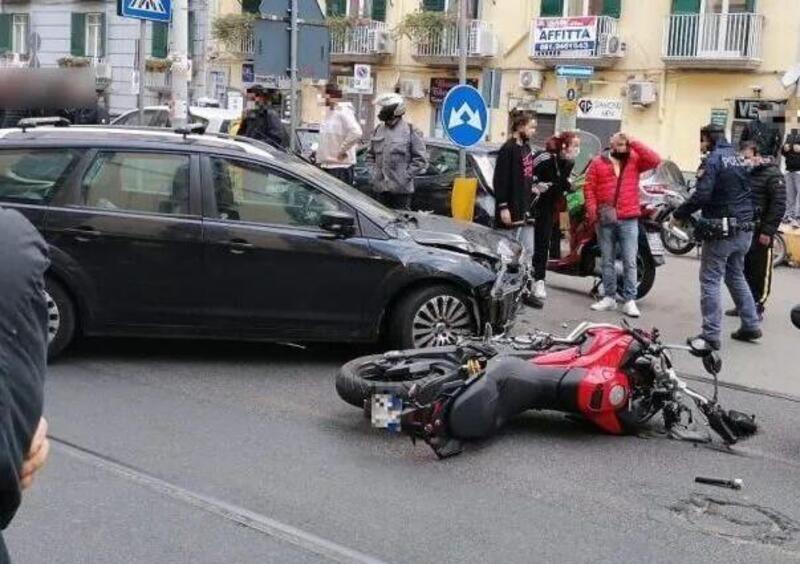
top-left (441, 84), bottom-right (488, 149)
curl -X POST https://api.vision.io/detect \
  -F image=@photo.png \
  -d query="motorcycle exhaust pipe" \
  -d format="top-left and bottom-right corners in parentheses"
top-left (662, 221), bottom-right (690, 242)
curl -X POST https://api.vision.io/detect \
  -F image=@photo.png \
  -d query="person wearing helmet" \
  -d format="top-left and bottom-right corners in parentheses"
top-left (672, 123), bottom-right (761, 350)
top-left (366, 93), bottom-right (428, 210)
top-left (240, 85), bottom-right (289, 149)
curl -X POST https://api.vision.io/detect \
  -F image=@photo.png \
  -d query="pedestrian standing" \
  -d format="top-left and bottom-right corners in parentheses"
top-left (585, 133), bottom-right (661, 317)
top-left (0, 208), bottom-right (51, 562)
top-left (493, 110), bottom-right (539, 307)
top-left (725, 141), bottom-right (786, 320)
top-left (781, 128), bottom-right (800, 226)
top-left (366, 93), bottom-right (428, 210)
top-left (316, 84), bottom-right (363, 185)
top-left (530, 132), bottom-right (581, 301)
top-left (672, 124), bottom-right (761, 350)
top-left (240, 86), bottom-right (289, 149)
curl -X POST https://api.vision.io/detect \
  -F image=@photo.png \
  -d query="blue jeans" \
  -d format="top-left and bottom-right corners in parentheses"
top-left (597, 219), bottom-right (639, 302)
top-left (700, 231), bottom-right (760, 344)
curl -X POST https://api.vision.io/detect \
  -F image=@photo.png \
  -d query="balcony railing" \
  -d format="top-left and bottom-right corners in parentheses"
top-left (145, 70), bottom-right (172, 93)
top-left (412, 20), bottom-right (497, 63)
top-left (331, 20), bottom-right (393, 62)
top-left (662, 13), bottom-right (764, 68)
top-left (529, 16), bottom-right (624, 66)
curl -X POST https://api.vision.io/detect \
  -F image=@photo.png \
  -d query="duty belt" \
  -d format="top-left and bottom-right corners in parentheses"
top-left (696, 218), bottom-right (754, 240)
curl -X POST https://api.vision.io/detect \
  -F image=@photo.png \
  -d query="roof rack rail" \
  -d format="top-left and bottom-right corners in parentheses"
top-left (17, 117), bottom-right (71, 132)
top-left (174, 122), bottom-right (206, 139)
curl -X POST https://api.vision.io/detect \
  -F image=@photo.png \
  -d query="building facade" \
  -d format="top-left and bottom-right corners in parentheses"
top-left (317, 0), bottom-right (800, 170)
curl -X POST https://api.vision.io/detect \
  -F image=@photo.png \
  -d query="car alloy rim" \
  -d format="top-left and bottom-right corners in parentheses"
top-left (45, 291), bottom-right (60, 344)
top-left (412, 296), bottom-right (472, 348)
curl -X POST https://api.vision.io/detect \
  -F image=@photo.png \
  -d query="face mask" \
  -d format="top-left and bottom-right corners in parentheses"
top-left (610, 150), bottom-right (629, 160)
top-left (378, 106), bottom-right (396, 123)
top-left (563, 147), bottom-right (579, 160)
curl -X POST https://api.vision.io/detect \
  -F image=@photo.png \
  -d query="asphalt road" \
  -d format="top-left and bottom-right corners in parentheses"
top-left (6, 256), bottom-right (800, 564)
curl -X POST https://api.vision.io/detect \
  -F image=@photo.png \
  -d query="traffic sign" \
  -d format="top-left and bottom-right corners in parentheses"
top-left (441, 84), bottom-right (488, 149)
top-left (353, 64), bottom-right (371, 90)
top-left (117, 0), bottom-right (172, 23)
top-left (555, 65), bottom-right (594, 79)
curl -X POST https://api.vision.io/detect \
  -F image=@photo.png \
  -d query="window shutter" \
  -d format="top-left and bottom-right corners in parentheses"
top-left (540, 0), bottom-right (563, 17)
top-left (602, 0), bottom-right (621, 18)
top-left (671, 0), bottom-right (700, 13)
top-left (152, 21), bottom-right (168, 58)
top-left (188, 11), bottom-right (196, 57)
top-left (423, 0), bottom-right (446, 11)
top-left (71, 13), bottom-right (86, 56)
top-left (371, 0), bottom-right (387, 21)
top-left (326, 0), bottom-right (346, 16)
top-left (0, 14), bottom-right (11, 54)
top-left (746, 0), bottom-right (756, 11)
top-left (242, 0), bottom-right (261, 14)
top-left (99, 13), bottom-right (106, 57)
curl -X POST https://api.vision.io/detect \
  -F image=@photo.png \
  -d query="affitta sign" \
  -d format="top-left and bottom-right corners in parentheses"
top-left (533, 16), bottom-right (598, 58)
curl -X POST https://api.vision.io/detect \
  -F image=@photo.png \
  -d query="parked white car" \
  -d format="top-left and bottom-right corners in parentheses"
top-left (111, 106), bottom-right (240, 134)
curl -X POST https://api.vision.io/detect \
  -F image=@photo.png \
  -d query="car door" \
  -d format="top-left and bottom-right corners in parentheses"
top-left (201, 155), bottom-right (384, 340)
top-left (45, 149), bottom-right (206, 330)
top-left (415, 146), bottom-right (480, 217)
top-left (0, 146), bottom-right (84, 231)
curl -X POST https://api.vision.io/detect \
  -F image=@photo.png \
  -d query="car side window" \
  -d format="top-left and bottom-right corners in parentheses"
top-left (80, 152), bottom-right (191, 215)
top-left (115, 109), bottom-right (158, 126)
top-left (209, 157), bottom-right (341, 228)
top-left (425, 147), bottom-right (459, 176)
top-left (0, 148), bottom-right (83, 203)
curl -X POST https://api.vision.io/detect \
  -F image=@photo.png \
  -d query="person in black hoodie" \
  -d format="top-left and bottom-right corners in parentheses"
top-left (530, 131), bottom-right (580, 300)
top-left (781, 128), bottom-right (800, 225)
top-left (726, 141), bottom-right (786, 320)
top-left (494, 110), bottom-right (538, 306)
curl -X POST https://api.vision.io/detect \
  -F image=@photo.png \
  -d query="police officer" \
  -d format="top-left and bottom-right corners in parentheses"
top-left (240, 85), bottom-right (289, 149)
top-left (672, 123), bottom-right (762, 350)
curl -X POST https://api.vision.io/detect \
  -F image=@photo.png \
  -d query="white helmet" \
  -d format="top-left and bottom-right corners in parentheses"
top-left (374, 92), bottom-right (406, 122)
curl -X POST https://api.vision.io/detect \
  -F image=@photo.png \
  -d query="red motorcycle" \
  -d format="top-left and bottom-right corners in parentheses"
top-left (337, 322), bottom-right (757, 458)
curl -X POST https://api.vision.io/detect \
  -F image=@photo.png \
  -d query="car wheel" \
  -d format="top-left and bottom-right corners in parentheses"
top-left (45, 278), bottom-right (76, 360)
top-left (389, 285), bottom-right (476, 350)
top-left (773, 233), bottom-right (787, 267)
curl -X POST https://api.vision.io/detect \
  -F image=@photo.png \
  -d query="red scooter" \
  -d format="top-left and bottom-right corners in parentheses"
top-left (337, 322), bottom-right (757, 458)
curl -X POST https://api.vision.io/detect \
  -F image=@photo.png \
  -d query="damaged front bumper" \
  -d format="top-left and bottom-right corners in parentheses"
top-left (476, 259), bottom-right (530, 336)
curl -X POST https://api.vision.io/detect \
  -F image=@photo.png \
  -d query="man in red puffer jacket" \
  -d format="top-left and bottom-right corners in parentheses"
top-left (584, 133), bottom-right (661, 317)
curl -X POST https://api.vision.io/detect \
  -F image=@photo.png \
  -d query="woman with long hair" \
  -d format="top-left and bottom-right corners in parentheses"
top-left (530, 132), bottom-right (581, 300)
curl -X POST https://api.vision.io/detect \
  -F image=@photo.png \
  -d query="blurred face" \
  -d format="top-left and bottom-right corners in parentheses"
top-left (741, 146), bottom-right (759, 165)
top-left (515, 119), bottom-right (536, 142)
top-left (700, 135), bottom-right (711, 154)
top-left (563, 137), bottom-right (581, 160)
top-left (610, 136), bottom-right (629, 154)
top-left (324, 93), bottom-right (341, 109)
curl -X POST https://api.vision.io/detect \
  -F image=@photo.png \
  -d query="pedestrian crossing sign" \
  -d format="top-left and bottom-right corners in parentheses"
top-left (118, 0), bottom-right (172, 23)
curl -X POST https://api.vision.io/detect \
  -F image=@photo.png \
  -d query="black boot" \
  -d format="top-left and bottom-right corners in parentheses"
top-left (731, 328), bottom-right (763, 343)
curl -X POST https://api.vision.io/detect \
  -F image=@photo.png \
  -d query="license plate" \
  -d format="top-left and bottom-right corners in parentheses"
top-left (371, 394), bottom-right (402, 432)
top-left (646, 232), bottom-right (665, 255)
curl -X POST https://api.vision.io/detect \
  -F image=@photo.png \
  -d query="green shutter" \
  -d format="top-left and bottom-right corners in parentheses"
top-left (540, 0), bottom-right (563, 17)
top-left (242, 0), bottom-right (261, 14)
top-left (671, 0), bottom-right (700, 13)
top-left (326, 0), bottom-right (346, 16)
top-left (746, 0), bottom-right (756, 11)
top-left (188, 11), bottom-right (196, 56)
top-left (0, 14), bottom-right (11, 54)
top-left (602, 0), bottom-right (621, 18)
top-left (99, 13), bottom-right (106, 57)
top-left (372, 0), bottom-right (387, 21)
top-left (152, 21), bottom-right (168, 58)
top-left (423, 0), bottom-right (446, 11)
top-left (71, 13), bottom-right (86, 56)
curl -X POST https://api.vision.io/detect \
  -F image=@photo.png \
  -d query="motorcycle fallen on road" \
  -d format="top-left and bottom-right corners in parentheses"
top-left (336, 322), bottom-right (757, 458)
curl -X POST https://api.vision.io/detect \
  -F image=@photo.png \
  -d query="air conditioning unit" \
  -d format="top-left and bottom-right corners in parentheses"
top-left (628, 81), bottom-right (657, 107)
top-left (472, 29), bottom-right (498, 58)
top-left (600, 35), bottom-right (626, 58)
top-left (399, 78), bottom-right (425, 100)
top-left (94, 62), bottom-right (113, 80)
top-left (372, 30), bottom-right (394, 55)
top-left (519, 70), bottom-right (543, 91)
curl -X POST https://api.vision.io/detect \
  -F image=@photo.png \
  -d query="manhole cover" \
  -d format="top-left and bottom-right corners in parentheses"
top-left (671, 494), bottom-right (800, 547)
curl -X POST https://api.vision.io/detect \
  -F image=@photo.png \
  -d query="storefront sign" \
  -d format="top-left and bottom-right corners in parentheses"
top-left (710, 108), bottom-right (728, 128)
top-left (429, 77), bottom-right (479, 104)
top-left (734, 99), bottom-right (785, 120)
top-left (533, 17), bottom-right (598, 59)
top-left (577, 98), bottom-right (623, 120)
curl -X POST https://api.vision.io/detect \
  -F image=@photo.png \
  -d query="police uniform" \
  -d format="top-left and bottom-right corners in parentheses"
top-left (674, 140), bottom-right (760, 348)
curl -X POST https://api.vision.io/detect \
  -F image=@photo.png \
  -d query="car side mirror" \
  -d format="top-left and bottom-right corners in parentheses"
top-left (320, 211), bottom-right (355, 237)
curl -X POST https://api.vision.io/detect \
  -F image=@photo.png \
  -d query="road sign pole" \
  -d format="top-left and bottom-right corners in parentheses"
top-left (289, 0), bottom-right (299, 153)
top-left (169, 0), bottom-right (189, 128)
top-left (458, 0), bottom-right (468, 176)
top-left (137, 20), bottom-right (146, 123)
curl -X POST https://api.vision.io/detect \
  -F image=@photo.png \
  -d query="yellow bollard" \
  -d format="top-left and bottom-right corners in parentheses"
top-left (451, 177), bottom-right (478, 222)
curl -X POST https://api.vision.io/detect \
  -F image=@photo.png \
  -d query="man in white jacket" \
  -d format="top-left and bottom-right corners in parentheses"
top-left (317, 84), bottom-right (363, 185)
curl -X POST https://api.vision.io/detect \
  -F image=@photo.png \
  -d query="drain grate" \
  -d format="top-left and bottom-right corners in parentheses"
top-left (671, 494), bottom-right (800, 547)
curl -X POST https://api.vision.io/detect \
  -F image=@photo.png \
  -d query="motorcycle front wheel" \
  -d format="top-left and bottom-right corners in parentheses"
top-left (336, 349), bottom-right (467, 409)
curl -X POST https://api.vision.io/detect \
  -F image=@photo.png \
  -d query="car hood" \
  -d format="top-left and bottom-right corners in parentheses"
top-left (404, 212), bottom-right (521, 263)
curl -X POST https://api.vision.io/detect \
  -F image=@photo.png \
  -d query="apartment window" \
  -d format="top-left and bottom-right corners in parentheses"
top-left (671, 0), bottom-right (755, 13)
top-left (152, 21), bottom-right (169, 58)
top-left (71, 12), bottom-right (105, 58)
top-left (12, 14), bottom-right (28, 55)
top-left (423, 0), bottom-right (479, 18)
top-left (541, 0), bottom-right (620, 17)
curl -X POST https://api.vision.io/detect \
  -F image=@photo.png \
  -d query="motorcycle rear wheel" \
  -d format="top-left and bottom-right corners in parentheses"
top-left (336, 351), bottom-right (465, 409)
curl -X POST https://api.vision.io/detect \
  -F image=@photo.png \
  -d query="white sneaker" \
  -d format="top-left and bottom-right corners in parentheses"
top-left (533, 280), bottom-right (547, 300)
top-left (590, 297), bottom-right (617, 312)
top-left (622, 300), bottom-right (641, 318)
